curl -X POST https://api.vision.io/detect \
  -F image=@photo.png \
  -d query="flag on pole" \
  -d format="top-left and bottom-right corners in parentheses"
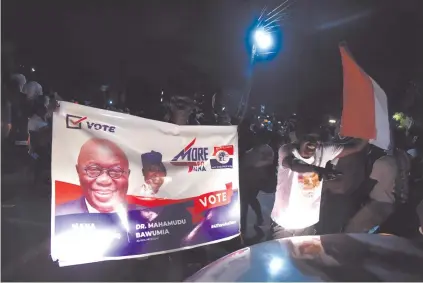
top-left (339, 44), bottom-right (391, 150)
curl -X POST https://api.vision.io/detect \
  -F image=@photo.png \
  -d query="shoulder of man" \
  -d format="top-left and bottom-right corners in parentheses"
top-left (321, 142), bottom-right (344, 157)
top-left (371, 155), bottom-right (397, 178)
top-left (321, 142), bottom-right (343, 150)
top-left (55, 197), bottom-right (87, 216)
top-left (279, 143), bottom-right (294, 155)
top-left (257, 144), bottom-right (273, 154)
top-left (377, 154), bottom-right (397, 167)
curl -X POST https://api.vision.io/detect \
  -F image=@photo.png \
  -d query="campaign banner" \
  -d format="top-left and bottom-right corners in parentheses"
top-left (51, 102), bottom-right (240, 266)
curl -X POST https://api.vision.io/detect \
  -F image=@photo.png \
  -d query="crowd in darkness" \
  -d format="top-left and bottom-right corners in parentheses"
top-left (239, 115), bottom-right (423, 241)
top-left (1, 56), bottom-right (423, 277)
top-left (2, 67), bottom-right (423, 236)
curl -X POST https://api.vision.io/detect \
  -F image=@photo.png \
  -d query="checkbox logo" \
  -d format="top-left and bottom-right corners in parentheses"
top-left (66, 114), bottom-right (87, 129)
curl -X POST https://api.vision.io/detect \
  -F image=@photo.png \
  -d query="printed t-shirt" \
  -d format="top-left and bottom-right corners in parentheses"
top-left (271, 143), bottom-right (343, 230)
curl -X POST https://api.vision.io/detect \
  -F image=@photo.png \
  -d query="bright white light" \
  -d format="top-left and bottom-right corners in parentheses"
top-left (31, 67), bottom-right (35, 72)
top-left (52, 229), bottom-right (116, 263)
top-left (269, 257), bottom-right (284, 275)
top-left (109, 100), bottom-right (113, 105)
top-left (161, 90), bottom-right (164, 95)
top-left (160, 98), bottom-right (163, 102)
top-left (254, 28), bottom-right (273, 50)
top-left (329, 119), bottom-right (337, 124)
top-left (116, 205), bottom-right (129, 233)
top-left (222, 106), bottom-right (226, 111)
top-left (229, 202), bottom-right (240, 218)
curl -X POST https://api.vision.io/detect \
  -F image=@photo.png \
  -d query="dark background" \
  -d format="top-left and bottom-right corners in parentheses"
top-left (2, 0), bottom-right (423, 117)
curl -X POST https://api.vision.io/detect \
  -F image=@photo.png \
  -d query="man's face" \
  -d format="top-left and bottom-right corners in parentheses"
top-left (76, 141), bottom-right (130, 213)
top-left (171, 96), bottom-right (194, 111)
top-left (144, 165), bottom-right (166, 193)
top-left (169, 96), bottom-right (195, 124)
top-left (299, 134), bottom-right (320, 158)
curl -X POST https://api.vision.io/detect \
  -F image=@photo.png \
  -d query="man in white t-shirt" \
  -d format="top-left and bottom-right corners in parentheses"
top-left (269, 121), bottom-right (368, 239)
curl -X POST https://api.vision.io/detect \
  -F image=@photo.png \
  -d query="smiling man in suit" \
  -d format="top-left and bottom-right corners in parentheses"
top-left (56, 138), bottom-right (134, 215)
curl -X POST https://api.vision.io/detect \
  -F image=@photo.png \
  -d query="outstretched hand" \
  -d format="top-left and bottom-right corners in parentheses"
top-left (316, 166), bottom-right (343, 181)
top-left (324, 169), bottom-right (343, 181)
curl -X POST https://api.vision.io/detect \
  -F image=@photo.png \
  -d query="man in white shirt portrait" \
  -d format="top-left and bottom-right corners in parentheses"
top-left (269, 119), bottom-right (368, 240)
top-left (138, 151), bottom-right (170, 198)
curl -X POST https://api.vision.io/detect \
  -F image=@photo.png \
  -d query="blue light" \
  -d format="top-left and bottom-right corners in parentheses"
top-left (245, 18), bottom-right (283, 62)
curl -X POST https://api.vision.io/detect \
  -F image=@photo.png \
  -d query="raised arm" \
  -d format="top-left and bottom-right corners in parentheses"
top-left (282, 153), bottom-right (321, 174)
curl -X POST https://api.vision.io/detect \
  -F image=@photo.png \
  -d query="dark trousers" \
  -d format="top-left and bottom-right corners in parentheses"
top-left (417, 199), bottom-right (423, 229)
top-left (240, 187), bottom-right (263, 232)
top-left (240, 167), bottom-right (264, 233)
top-left (267, 221), bottom-right (316, 240)
top-left (317, 192), bottom-right (359, 234)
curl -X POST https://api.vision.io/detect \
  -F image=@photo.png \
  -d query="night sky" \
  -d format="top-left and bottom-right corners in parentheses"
top-left (2, 0), bottom-right (423, 116)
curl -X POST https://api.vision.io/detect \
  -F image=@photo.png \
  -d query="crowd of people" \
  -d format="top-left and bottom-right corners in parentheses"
top-left (239, 115), bottom-right (423, 241)
top-left (1, 68), bottom-right (423, 278)
top-left (1, 74), bottom-right (59, 185)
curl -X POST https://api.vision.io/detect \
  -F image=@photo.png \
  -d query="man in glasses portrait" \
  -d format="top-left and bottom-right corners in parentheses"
top-left (56, 138), bottom-right (134, 215)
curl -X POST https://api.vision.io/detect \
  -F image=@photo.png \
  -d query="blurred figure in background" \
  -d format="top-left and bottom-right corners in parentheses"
top-left (417, 199), bottom-right (423, 236)
top-left (45, 92), bottom-right (62, 121)
top-left (28, 96), bottom-right (50, 135)
top-left (10, 73), bottom-right (26, 92)
top-left (318, 126), bottom-right (368, 234)
top-left (2, 84), bottom-right (13, 139)
top-left (237, 115), bottom-right (255, 159)
top-left (344, 129), bottom-right (411, 233)
top-left (165, 95), bottom-right (197, 125)
top-left (4, 74), bottom-right (30, 145)
top-left (344, 148), bottom-right (396, 233)
top-left (2, 74), bottom-right (32, 178)
top-left (22, 81), bottom-right (43, 101)
top-left (240, 130), bottom-right (274, 234)
top-left (28, 95), bottom-right (53, 185)
top-left (216, 109), bottom-right (232, 126)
